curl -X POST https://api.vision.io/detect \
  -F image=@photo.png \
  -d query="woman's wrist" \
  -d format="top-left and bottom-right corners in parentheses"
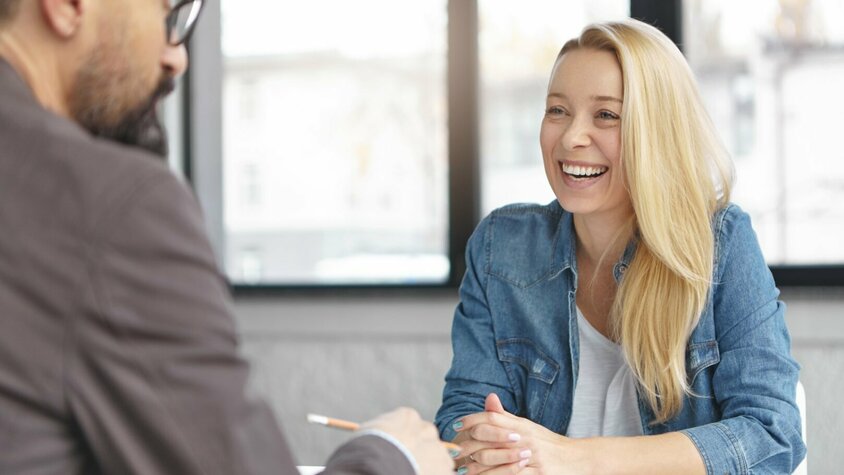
top-left (563, 433), bottom-right (706, 475)
top-left (569, 437), bottom-right (605, 475)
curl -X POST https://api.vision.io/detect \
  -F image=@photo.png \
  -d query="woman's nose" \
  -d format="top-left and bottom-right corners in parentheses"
top-left (561, 116), bottom-right (592, 151)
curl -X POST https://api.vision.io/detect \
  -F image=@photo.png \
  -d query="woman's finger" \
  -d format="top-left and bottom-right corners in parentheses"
top-left (470, 422), bottom-right (523, 444)
top-left (471, 447), bottom-right (532, 467)
top-left (464, 459), bottom-right (529, 475)
top-left (455, 410), bottom-right (519, 433)
top-left (454, 460), bottom-right (486, 475)
top-left (458, 436), bottom-right (520, 459)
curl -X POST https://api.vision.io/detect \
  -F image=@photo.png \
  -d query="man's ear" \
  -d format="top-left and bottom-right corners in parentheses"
top-left (39, 0), bottom-right (85, 38)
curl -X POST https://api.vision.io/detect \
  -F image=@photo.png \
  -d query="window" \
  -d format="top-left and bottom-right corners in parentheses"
top-left (684, 0), bottom-right (844, 266)
top-left (219, 0), bottom-right (449, 285)
top-left (184, 0), bottom-right (844, 288)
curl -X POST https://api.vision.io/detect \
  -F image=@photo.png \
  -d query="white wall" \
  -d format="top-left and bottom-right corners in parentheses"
top-left (234, 287), bottom-right (844, 472)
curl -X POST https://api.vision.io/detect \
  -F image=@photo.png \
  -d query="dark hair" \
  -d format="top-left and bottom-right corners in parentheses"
top-left (0, 0), bottom-right (22, 26)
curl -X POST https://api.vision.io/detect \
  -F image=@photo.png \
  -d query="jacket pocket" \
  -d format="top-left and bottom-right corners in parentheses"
top-left (496, 339), bottom-right (559, 421)
top-left (686, 340), bottom-right (720, 385)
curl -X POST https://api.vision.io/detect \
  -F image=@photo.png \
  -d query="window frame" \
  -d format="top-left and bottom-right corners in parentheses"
top-left (184, 0), bottom-right (844, 292)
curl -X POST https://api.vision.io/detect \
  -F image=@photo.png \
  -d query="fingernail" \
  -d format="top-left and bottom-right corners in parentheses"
top-left (519, 458), bottom-right (530, 468)
top-left (457, 467), bottom-right (469, 475)
top-left (519, 449), bottom-right (532, 459)
top-left (508, 432), bottom-right (521, 442)
top-left (452, 421), bottom-right (464, 431)
top-left (449, 448), bottom-right (462, 459)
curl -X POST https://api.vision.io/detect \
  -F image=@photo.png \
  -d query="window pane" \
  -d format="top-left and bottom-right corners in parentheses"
top-left (221, 0), bottom-right (449, 284)
top-left (479, 0), bottom-right (630, 215)
top-left (684, 0), bottom-right (844, 265)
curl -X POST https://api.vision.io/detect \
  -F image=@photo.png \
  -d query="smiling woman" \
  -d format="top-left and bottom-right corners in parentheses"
top-left (436, 18), bottom-right (805, 475)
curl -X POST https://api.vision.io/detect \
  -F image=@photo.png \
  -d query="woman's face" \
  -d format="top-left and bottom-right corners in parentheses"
top-left (540, 48), bottom-right (632, 222)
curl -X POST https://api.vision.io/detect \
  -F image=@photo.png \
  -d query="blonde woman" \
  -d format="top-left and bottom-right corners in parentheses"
top-left (435, 19), bottom-right (805, 475)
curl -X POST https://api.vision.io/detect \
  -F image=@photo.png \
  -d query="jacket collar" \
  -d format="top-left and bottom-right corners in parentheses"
top-left (556, 207), bottom-right (577, 276)
top-left (613, 237), bottom-right (638, 282)
top-left (0, 57), bottom-right (37, 104)
top-left (551, 201), bottom-right (639, 283)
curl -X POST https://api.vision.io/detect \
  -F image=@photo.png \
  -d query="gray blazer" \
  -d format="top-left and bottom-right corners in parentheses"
top-left (0, 59), bottom-right (413, 475)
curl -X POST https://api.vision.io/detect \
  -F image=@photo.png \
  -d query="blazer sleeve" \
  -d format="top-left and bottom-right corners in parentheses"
top-left (321, 435), bottom-right (415, 475)
top-left (69, 168), bottom-right (419, 475)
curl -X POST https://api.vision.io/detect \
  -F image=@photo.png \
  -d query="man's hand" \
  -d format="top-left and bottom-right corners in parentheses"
top-left (362, 407), bottom-right (455, 475)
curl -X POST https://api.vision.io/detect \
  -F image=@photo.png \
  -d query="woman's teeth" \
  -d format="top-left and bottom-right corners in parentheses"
top-left (561, 163), bottom-right (608, 178)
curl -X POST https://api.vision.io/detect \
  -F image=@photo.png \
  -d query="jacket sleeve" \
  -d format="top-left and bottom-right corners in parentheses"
top-left (435, 216), bottom-right (519, 442)
top-left (71, 168), bottom-right (419, 475)
top-left (321, 435), bottom-right (415, 475)
top-left (681, 207), bottom-right (806, 475)
top-left (69, 169), bottom-right (300, 474)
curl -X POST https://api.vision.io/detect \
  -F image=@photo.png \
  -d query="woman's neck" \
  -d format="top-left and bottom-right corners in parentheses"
top-left (573, 207), bottom-right (634, 269)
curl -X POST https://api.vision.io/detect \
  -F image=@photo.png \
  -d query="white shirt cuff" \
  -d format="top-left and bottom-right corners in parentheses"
top-left (357, 429), bottom-right (420, 475)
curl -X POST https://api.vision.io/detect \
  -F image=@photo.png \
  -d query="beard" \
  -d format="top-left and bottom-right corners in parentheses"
top-left (100, 76), bottom-right (175, 158)
top-left (70, 48), bottom-right (176, 159)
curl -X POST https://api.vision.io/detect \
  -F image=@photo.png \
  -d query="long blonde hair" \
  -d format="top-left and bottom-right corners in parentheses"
top-left (560, 20), bottom-right (733, 423)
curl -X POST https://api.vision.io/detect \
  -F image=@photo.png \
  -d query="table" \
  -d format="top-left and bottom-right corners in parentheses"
top-left (297, 466), bottom-right (324, 475)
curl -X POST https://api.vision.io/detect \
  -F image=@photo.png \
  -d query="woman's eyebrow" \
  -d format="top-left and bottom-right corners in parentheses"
top-left (592, 95), bottom-right (623, 103)
top-left (546, 92), bottom-right (622, 103)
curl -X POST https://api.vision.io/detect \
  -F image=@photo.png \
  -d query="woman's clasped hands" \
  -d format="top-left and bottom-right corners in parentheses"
top-left (452, 393), bottom-right (589, 475)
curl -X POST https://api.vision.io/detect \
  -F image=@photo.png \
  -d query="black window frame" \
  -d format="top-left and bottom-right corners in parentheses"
top-left (183, 0), bottom-right (844, 293)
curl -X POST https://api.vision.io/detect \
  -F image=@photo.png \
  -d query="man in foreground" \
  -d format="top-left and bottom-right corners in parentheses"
top-left (0, 0), bottom-right (453, 473)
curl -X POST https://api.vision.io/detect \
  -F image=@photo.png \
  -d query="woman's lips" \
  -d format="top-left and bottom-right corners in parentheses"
top-left (559, 162), bottom-right (608, 188)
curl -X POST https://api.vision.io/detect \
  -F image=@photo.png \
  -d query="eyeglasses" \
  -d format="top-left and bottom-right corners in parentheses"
top-left (166, 0), bottom-right (204, 46)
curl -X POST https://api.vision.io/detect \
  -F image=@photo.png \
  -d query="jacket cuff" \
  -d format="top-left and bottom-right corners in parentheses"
top-left (438, 417), bottom-right (460, 443)
top-left (681, 423), bottom-right (748, 475)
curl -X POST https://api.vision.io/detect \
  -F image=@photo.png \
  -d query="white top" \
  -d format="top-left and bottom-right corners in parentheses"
top-left (565, 306), bottom-right (643, 438)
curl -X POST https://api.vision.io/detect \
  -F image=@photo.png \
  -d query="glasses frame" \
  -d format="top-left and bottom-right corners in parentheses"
top-left (166, 0), bottom-right (205, 46)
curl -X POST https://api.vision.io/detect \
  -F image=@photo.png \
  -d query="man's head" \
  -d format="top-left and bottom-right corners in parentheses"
top-left (0, 0), bottom-right (203, 157)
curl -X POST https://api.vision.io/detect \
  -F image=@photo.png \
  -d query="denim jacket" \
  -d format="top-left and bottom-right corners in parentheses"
top-left (435, 201), bottom-right (806, 474)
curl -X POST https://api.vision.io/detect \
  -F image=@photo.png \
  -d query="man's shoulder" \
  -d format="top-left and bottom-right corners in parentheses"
top-left (0, 60), bottom-right (175, 198)
top-left (0, 101), bottom-right (182, 227)
top-left (47, 115), bottom-right (177, 201)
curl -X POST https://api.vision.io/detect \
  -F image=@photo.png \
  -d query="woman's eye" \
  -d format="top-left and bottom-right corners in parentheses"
top-left (597, 110), bottom-right (620, 120)
top-left (546, 106), bottom-right (566, 115)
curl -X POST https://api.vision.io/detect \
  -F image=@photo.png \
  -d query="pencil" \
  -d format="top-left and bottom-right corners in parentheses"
top-left (306, 413), bottom-right (362, 431)
top-left (306, 413), bottom-right (461, 452)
